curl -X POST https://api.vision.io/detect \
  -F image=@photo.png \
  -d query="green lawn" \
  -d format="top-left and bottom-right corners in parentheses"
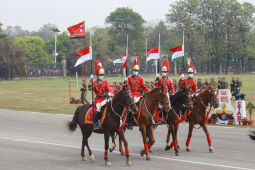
top-left (0, 73), bottom-right (255, 120)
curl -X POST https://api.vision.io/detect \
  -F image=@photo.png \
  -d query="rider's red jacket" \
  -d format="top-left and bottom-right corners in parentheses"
top-left (89, 80), bottom-right (110, 104)
top-left (185, 78), bottom-right (198, 94)
top-left (127, 75), bottom-right (148, 97)
top-left (154, 77), bottom-right (175, 93)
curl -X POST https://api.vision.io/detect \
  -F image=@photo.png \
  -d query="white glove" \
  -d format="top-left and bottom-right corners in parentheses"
top-left (124, 77), bottom-right (128, 82)
top-left (180, 74), bottom-right (184, 80)
top-left (90, 74), bottom-right (93, 79)
top-left (108, 92), bottom-right (114, 97)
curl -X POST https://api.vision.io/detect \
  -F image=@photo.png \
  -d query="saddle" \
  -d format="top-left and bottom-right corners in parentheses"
top-left (84, 106), bottom-right (107, 124)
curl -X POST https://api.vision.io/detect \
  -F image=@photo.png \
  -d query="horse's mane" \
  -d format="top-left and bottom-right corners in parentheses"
top-left (171, 89), bottom-right (184, 106)
top-left (199, 85), bottom-right (215, 96)
top-left (145, 87), bottom-right (160, 96)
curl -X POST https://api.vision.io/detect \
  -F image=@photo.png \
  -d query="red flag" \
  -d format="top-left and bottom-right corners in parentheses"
top-left (76, 47), bottom-right (90, 58)
top-left (169, 45), bottom-right (182, 52)
top-left (147, 47), bottom-right (159, 53)
top-left (123, 54), bottom-right (128, 68)
top-left (67, 21), bottom-right (85, 37)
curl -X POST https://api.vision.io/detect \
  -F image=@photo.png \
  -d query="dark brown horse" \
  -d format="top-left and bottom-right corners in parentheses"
top-left (186, 85), bottom-right (219, 152)
top-left (67, 85), bottom-right (138, 166)
top-left (164, 88), bottom-right (194, 155)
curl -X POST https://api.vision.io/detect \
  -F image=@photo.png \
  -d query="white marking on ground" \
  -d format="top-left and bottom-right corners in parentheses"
top-left (0, 136), bottom-right (253, 170)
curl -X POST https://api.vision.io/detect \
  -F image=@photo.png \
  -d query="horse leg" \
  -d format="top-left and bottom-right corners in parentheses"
top-left (140, 124), bottom-right (150, 160)
top-left (172, 123), bottom-right (179, 156)
top-left (109, 134), bottom-right (116, 152)
top-left (175, 123), bottom-right (180, 149)
top-left (147, 125), bottom-right (155, 154)
top-left (119, 127), bottom-right (126, 156)
top-left (165, 125), bottom-right (173, 151)
top-left (186, 122), bottom-right (194, 152)
top-left (104, 133), bottom-right (111, 166)
top-left (201, 123), bottom-right (213, 152)
top-left (118, 130), bottom-right (131, 166)
top-left (81, 135), bottom-right (87, 161)
top-left (83, 128), bottom-right (95, 162)
top-left (146, 127), bottom-right (153, 153)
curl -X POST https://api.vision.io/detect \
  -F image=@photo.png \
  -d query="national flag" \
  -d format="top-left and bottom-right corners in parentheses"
top-left (67, 21), bottom-right (85, 38)
top-left (146, 47), bottom-right (160, 62)
top-left (169, 45), bottom-right (184, 61)
top-left (122, 53), bottom-right (128, 68)
top-left (74, 47), bottom-right (92, 67)
top-left (113, 53), bottom-right (126, 64)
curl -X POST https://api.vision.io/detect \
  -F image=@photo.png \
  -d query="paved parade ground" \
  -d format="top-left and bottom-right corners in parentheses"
top-left (0, 109), bottom-right (254, 170)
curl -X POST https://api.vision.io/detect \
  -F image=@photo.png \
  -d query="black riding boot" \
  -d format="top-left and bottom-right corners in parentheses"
top-left (127, 112), bottom-right (134, 130)
top-left (93, 111), bottom-right (102, 130)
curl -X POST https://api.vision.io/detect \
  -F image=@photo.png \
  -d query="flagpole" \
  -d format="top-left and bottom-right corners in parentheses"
top-left (145, 37), bottom-right (147, 72)
top-left (158, 33), bottom-right (160, 77)
top-left (90, 33), bottom-right (94, 121)
top-left (84, 27), bottom-right (86, 81)
top-left (126, 35), bottom-right (128, 77)
top-left (182, 30), bottom-right (185, 72)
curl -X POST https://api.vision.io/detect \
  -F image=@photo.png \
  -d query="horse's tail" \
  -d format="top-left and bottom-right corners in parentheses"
top-left (67, 105), bottom-right (82, 131)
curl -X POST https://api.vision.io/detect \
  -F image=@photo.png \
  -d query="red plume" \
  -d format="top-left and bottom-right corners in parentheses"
top-left (162, 58), bottom-right (170, 72)
top-left (132, 56), bottom-right (140, 70)
top-left (94, 60), bottom-right (103, 75)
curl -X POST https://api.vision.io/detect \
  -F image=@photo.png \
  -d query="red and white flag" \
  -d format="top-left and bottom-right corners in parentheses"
top-left (113, 53), bottom-right (127, 64)
top-left (169, 45), bottom-right (184, 61)
top-left (67, 21), bottom-right (85, 38)
top-left (74, 47), bottom-right (92, 67)
top-left (146, 47), bottom-right (160, 62)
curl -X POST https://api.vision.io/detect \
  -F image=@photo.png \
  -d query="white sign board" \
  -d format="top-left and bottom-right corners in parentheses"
top-left (215, 89), bottom-right (235, 124)
top-left (233, 100), bottom-right (246, 125)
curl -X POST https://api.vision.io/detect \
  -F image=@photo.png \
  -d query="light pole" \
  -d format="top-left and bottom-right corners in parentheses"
top-left (51, 28), bottom-right (60, 68)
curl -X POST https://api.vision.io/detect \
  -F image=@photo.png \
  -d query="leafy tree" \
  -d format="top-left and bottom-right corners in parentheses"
top-left (0, 37), bottom-right (26, 79)
top-left (0, 23), bottom-right (6, 39)
top-left (105, 7), bottom-right (145, 56)
top-left (15, 36), bottom-right (51, 63)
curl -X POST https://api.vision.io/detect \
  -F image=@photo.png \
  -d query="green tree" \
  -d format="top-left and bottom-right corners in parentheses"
top-left (15, 36), bottom-right (51, 63)
top-left (246, 102), bottom-right (255, 120)
top-left (0, 23), bottom-right (6, 39)
top-left (105, 7), bottom-right (145, 56)
top-left (0, 37), bottom-right (26, 79)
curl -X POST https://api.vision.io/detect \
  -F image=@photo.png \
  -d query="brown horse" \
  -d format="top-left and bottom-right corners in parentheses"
top-left (67, 85), bottom-right (138, 166)
top-left (164, 88), bottom-right (194, 155)
top-left (134, 85), bottom-right (170, 160)
top-left (186, 85), bottom-right (219, 152)
top-left (111, 85), bottom-right (171, 159)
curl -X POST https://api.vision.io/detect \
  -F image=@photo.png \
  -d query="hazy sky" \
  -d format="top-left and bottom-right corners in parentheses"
top-left (0, 0), bottom-right (254, 32)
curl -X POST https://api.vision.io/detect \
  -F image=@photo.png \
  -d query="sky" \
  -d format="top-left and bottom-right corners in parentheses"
top-left (0, 0), bottom-right (254, 32)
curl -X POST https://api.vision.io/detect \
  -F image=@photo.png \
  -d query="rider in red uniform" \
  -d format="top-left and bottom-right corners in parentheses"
top-left (178, 72), bottom-right (185, 89)
top-left (126, 56), bottom-right (149, 130)
top-left (88, 60), bottom-right (110, 130)
top-left (185, 67), bottom-right (198, 94)
top-left (154, 58), bottom-right (175, 94)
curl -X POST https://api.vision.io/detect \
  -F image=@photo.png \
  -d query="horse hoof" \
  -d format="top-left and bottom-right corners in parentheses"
top-left (105, 160), bottom-right (111, 166)
top-left (120, 152), bottom-right (125, 156)
top-left (149, 149), bottom-right (153, 153)
top-left (175, 150), bottom-right (180, 156)
top-left (146, 156), bottom-right (151, 161)
top-left (90, 155), bottom-right (95, 162)
top-left (186, 148), bottom-right (191, 152)
top-left (140, 150), bottom-right (144, 156)
top-left (82, 156), bottom-right (87, 161)
top-left (209, 148), bottom-right (213, 153)
top-left (126, 158), bottom-right (131, 166)
top-left (165, 145), bottom-right (170, 151)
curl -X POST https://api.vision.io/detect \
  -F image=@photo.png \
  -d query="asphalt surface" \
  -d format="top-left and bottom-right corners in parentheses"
top-left (0, 109), bottom-right (254, 170)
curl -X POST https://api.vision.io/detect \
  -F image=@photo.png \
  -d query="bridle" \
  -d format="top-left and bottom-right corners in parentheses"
top-left (143, 88), bottom-right (170, 122)
top-left (110, 89), bottom-right (136, 120)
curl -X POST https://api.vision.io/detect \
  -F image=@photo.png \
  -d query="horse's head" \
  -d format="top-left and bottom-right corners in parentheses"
top-left (206, 85), bottom-right (219, 108)
top-left (159, 84), bottom-right (171, 113)
top-left (183, 88), bottom-right (193, 111)
top-left (120, 84), bottom-right (138, 114)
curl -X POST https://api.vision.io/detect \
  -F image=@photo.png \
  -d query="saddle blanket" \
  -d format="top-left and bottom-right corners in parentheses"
top-left (84, 106), bottom-right (107, 124)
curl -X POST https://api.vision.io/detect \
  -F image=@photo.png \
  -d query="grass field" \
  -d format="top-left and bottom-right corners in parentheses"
top-left (0, 73), bottom-right (255, 120)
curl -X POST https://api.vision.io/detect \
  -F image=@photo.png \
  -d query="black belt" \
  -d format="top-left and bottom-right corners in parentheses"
top-left (96, 95), bottom-right (107, 98)
top-left (134, 89), bottom-right (142, 93)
